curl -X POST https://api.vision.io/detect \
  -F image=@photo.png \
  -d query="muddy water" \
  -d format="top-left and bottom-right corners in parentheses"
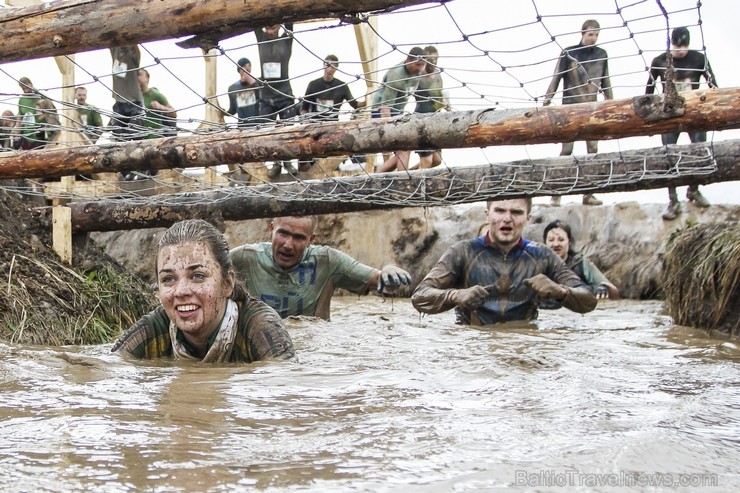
top-left (0, 298), bottom-right (737, 492)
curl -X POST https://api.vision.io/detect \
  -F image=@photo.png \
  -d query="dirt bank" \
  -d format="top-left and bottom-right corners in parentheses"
top-left (0, 190), bottom-right (157, 345)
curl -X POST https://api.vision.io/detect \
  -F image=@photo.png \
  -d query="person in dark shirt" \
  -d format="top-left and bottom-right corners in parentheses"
top-left (255, 23), bottom-right (298, 177)
top-left (299, 55), bottom-right (366, 172)
top-left (645, 26), bottom-right (717, 220)
top-left (226, 57), bottom-right (262, 128)
top-left (543, 19), bottom-right (614, 207)
top-left (301, 55), bottom-right (365, 121)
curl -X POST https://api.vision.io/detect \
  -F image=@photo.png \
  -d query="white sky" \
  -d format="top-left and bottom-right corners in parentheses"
top-left (1, 0), bottom-right (737, 205)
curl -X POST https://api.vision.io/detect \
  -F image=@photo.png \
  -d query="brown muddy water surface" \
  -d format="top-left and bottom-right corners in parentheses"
top-left (0, 298), bottom-right (737, 492)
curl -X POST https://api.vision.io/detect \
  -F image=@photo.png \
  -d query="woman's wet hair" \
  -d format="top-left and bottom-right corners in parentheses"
top-left (543, 220), bottom-right (576, 255)
top-left (157, 219), bottom-right (247, 301)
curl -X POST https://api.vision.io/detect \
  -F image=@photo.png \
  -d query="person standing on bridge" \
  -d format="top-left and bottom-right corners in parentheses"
top-left (645, 26), bottom-right (718, 221)
top-left (373, 47), bottom-right (428, 173)
top-left (229, 215), bottom-right (412, 320)
top-left (411, 198), bottom-right (596, 325)
top-left (256, 23), bottom-right (299, 178)
top-left (543, 19), bottom-right (614, 207)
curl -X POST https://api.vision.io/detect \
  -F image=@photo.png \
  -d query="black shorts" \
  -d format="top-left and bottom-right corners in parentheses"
top-left (416, 149), bottom-right (440, 158)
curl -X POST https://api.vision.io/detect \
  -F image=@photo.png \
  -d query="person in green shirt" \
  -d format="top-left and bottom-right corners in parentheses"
top-left (112, 219), bottom-right (294, 363)
top-left (372, 47), bottom-right (428, 173)
top-left (137, 68), bottom-right (177, 140)
top-left (17, 77), bottom-right (43, 150)
top-left (229, 215), bottom-right (412, 320)
top-left (17, 77), bottom-right (39, 119)
top-left (73, 86), bottom-right (104, 144)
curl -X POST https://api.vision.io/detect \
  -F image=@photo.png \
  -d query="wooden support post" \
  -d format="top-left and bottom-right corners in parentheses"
top-left (52, 38), bottom-right (76, 259)
top-left (52, 206), bottom-right (72, 264)
top-left (201, 47), bottom-right (224, 185)
top-left (354, 15), bottom-right (379, 173)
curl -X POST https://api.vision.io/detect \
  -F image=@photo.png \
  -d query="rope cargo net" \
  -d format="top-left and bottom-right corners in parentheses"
top-left (0, 0), bottom-right (720, 208)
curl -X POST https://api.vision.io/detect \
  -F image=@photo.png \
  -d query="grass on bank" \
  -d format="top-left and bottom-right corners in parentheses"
top-left (663, 222), bottom-right (740, 336)
top-left (3, 256), bottom-right (157, 346)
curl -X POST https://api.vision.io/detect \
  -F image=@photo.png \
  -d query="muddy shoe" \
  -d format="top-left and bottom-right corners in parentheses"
top-left (550, 196), bottom-right (561, 207)
top-left (686, 189), bottom-right (710, 208)
top-left (661, 200), bottom-right (681, 220)
top-left (582, 194), bottom-right (603, 206)
top-left (267, 162), bottom-right (282, 178)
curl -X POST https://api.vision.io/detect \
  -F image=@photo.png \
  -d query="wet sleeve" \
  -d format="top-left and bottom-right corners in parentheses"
top-left (111, 306), bottom-right (171, 359)
top-left (330, 248), bottom-right (376, 294)
top-left (601, 59), bottom-right (614, 100)
top-left (244, 301), bottom-right (295, 361)
top-left (411, 248), bottom-right (461, 314)
top-left (550, 256), bottom-right (597, 314)
top-left (544, 51), bottom-right (567, 101)
top-left (580, 256), bottom-right (609, 289)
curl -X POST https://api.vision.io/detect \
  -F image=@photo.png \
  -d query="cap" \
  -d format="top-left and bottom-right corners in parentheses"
top-left (671, 27), bottom-right (690, 47)
top-left (237, 57), bottom-right (251, 68)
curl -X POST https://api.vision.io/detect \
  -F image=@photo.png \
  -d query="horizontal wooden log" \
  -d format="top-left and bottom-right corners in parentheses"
top-left (3, 88), bottom-right (740, 180)
top-left (43, 139), bottom-right (740, 232)
top-left (0, 0), bottom-right (430, 62)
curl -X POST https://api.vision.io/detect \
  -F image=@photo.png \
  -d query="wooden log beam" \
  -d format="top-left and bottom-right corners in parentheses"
top-left (0, 0), bottom-right (431, 62)
top-left (42, 139), bottom-right (740, 232)
top-left (3, 88), bottom-right (740, 180)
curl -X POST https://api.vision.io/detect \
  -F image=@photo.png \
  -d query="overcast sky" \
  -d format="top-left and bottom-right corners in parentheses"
top-left (1, 0), bottom-right (737, 205)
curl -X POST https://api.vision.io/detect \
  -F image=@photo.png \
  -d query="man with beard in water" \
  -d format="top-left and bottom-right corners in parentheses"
top-left (411, 198), bottom-right (596, 325)
top-left (229, 215), bottom-right (412, 320)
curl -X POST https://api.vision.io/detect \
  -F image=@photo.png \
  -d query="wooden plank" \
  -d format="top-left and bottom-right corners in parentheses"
top-left (52, 206), bottom-right (72, 264)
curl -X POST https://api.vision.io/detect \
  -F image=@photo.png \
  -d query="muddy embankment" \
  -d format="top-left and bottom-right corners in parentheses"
top-left (92, 201), bottom-right (740, 300)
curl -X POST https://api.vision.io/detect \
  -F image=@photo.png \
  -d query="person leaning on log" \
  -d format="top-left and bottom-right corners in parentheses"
top-left (541, 219), bottom-right (619, 309)
top-left (112, 219), bottom-right (294, 363)
top-left (229, 215), bottom-right (413, 321)
top-left (225, 57), bottom-right (262, 129)
top-left (298, 54), bottom-right (366, 172)
top-left (72, 86), bottom-right (104, 145)
top-left (411, 198), bottom-right (597, 325)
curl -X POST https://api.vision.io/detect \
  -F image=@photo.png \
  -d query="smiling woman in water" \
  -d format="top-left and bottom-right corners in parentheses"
top-left (112, 219), bottom-right (294, 363)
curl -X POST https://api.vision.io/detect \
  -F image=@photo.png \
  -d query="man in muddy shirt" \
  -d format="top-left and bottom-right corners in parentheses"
top-left (229, 216), bottom-right (412, 320)
top-left (543, 19), bottom-right (614, 207)
top-left (411, 198), bottom-right (596, 325)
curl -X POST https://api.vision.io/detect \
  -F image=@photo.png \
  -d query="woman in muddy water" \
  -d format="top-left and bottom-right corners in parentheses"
top-left (112, 219), bottom-right (294, 362)
top-left (543, 219), bottom-right (619, 304)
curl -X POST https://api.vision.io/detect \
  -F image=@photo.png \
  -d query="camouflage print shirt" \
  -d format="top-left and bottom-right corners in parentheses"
top-left (412, 237), bottom-right (596, 325)
top-left (112, 297), bottom-right (294, 362)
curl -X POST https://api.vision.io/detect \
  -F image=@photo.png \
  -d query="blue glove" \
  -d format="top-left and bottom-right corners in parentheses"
top-left (377, 265), bottom-right (412, 294)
